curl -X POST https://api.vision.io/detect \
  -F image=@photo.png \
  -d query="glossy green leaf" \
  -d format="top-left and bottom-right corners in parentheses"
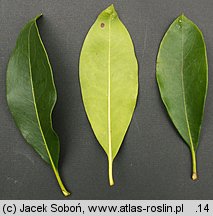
top-left (156, 14), bottom-right (208, 180)
top-left (6, 15), bottom-right (70, 196)
top-left (79, 5), bottom-right (138, 185)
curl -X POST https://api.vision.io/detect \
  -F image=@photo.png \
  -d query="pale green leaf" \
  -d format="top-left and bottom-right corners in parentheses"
top-left (79, 5), bottom-right (138, 185)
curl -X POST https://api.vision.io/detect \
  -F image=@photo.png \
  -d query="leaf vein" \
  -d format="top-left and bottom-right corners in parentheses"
top-left (108, 17), bottom-right (112, 163)
top-left (180, 18), bottom-right (194, 150)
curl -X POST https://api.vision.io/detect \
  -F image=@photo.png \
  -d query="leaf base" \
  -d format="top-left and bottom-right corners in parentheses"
top-left (192, 172), bottom-right (198, 181)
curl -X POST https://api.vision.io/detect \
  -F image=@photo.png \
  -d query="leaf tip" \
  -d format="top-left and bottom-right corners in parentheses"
top-left (108, 4), bottom-right (115, 10)
top-left (103, 4), bottom-right (117, 18)
top-left (192, 172), bottom-right (198, 181)
top-left (110, 4), bottom-right (115, 9)
top-left (179, 13), bottom-right (189, 21)
top-left (176, 13), bottom-right (187, 26)
top-left (35, 13), bottom-right (43, 20)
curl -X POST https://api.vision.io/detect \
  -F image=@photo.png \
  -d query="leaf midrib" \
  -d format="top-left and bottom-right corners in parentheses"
top-left (26, 18), bottom-right (70, 196)
top-left (27, 21), bottom-right (58, 173)
top-left (107, 17), bottom-right (112, 161)
top-left (180, 19), bottom-right (195, 150)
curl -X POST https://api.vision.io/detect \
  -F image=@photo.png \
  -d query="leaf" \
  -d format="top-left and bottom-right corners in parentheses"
top-left (156, 14), bottom-right (208, 180)
top-left (6, 15), bottom-right (70, 196)
top-left (79, 5), bottom-right (138, 185)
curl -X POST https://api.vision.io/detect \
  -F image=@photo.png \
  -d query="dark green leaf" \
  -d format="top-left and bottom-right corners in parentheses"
top-left (6, 15), bottom-right (70, 196)
top-left (156, 14), bottom-right (208, 180)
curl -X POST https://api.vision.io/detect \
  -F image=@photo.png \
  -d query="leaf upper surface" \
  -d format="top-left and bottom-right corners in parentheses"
top-left (157, 15), bottom-right (208, 151)
top-left (156, 15), bottom-right (208, 180)
top-left (7, 15), bottom-right (70, 196)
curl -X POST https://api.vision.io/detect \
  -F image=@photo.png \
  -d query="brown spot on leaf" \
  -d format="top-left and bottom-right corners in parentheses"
top-left (101, 23), bottom-right (105, 28)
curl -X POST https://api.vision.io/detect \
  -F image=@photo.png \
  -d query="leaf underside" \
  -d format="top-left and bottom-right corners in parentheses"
top-left (156, 14), bottom-right (208, 179)
top-left (79, 5), bottom-right (138, 185)
top-left (7, 15), bottom-right (70, 196)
